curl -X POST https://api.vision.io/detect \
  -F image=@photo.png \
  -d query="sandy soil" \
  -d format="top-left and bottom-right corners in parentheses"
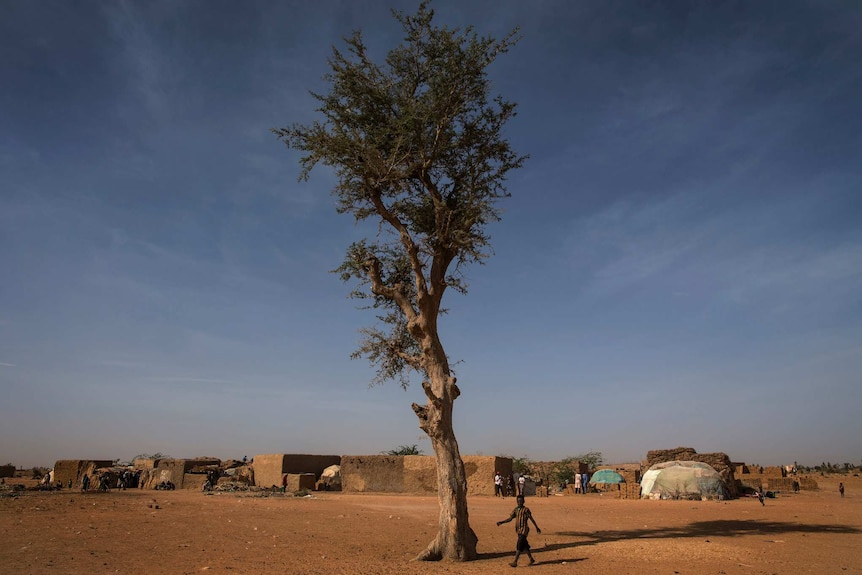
top-left (2, 474), bottom-right (859, 575)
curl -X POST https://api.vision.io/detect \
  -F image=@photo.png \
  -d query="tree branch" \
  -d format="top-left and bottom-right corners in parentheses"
top-left (421, 380), bottom-right (440, 404)
top-left (364, 255), bottom-right (418, 324)
top-left (396, 350), bottom-right (424, 371)
top-left (366, 184), bottom-right (431, 304)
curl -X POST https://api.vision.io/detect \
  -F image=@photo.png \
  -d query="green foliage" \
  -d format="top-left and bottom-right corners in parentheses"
top-left (385, 444), bottom-right (424, 455)
top-left (512, 456), bottom-right (532, 475)
top-left (551, 458), bottom-right (577, 485)
top-left (274, 1), bottom-right (525, 387)
top-left (529, 460), bottom-right (554, 487)
top-left (548, 452), bottom-right (604, 486)
top-left (573, 451), bottom-right (604, 469)
top-left (131, 452), bottom-right (168, 462)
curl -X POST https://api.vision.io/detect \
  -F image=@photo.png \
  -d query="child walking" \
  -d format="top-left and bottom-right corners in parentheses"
top-left (497, 495), bottom-right (541, 567)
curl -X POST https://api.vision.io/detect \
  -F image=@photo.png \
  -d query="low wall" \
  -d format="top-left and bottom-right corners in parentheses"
top-left (133, 458), bottom-right (161, 470)
top-left (144, 458), bottom-right (221, 489)
top-left (252, 454), bottom-right (341, 488)
top-left (341, 455), bottom-right (511, 495)
top-left (53, 460), bottom-right (114, 487)
top-left (287, 473), bottom-right (316, 492)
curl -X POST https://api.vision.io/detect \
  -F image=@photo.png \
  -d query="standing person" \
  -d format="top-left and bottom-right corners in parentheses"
top-left (82, 474), bottom-right (90, 492)
top-left (574, 472), bottom-right (581, 494)
top-left (581, 472), bottom-right (589, 494)
top-left (496, 495), bottom-right (541, 567)
top-left (839, 482), bottom-right (845, 498)
top-left (494, 471), bottom-right (503, 497)
top-left (518, 474), bottom-right (526, 496)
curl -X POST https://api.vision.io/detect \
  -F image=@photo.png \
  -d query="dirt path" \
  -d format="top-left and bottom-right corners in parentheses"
top-left (2, 475), bottom-right (860, 575)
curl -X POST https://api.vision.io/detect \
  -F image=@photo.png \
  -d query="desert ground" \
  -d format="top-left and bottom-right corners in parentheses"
top-left (2, 474), bottom-right (859, 575)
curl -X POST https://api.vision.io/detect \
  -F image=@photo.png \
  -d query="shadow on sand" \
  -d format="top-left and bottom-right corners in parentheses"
top-left (478, 519), bottom-right (860, 563)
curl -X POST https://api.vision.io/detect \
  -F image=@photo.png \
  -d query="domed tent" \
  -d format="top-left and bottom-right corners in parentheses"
top-left (318, 464), bottom-right (341, 491)
top-left (640, 461), bottom-right (729, 500)
top-left (589, 469), bottom-right (625, 484)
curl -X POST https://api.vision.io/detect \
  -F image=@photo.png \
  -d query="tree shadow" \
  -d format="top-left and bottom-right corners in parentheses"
top-left (545, 519), bottom-right (861, 552)
top-left (477, 520), bottom-right (860, 563)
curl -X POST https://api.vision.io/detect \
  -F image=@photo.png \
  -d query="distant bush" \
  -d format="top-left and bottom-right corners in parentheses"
top-left (384, 445), bottom-right (423, 455)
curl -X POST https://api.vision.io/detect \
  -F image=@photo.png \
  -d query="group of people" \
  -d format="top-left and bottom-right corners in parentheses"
top-left (78, 470), bottom-right (143, 492)
top-left (494, 471), bottom-right (526, 498)
top-left (572, 472), bottom-right (590, 494)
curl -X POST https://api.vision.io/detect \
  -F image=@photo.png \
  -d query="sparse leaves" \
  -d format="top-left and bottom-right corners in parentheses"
top-left (384, 444), bottom-right (424, 455)
top-left (274, 1), bottom-right (524, 387)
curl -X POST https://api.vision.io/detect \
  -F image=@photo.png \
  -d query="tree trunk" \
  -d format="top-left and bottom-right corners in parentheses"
top-left (412, 375), bottom-right (478, 561)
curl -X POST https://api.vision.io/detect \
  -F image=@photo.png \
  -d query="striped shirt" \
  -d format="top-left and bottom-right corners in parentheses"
top-left (507, 505), bottom-right (533, 536)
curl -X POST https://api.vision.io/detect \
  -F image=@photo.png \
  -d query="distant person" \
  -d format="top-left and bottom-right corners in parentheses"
top-left (839, 482), bottom-right (845, 498)
top-left (68, 479), bottom-right (73, 489)
top-left (582, 472), bottom-right (589, 494)
top-left (574, 473), bottom-right (581, 494)
top-left (494, 472), bottom-right (503, 497)
top-left (82, 474), bottom-right (90, 492)
top-left (518, 474), bottom-right (526, 495)
top-left (282, 473), bottom-right (288, 493)
top-left (496, 495), bottom-right (541, 567)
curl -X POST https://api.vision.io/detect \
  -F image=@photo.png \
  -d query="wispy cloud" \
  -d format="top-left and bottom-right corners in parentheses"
top-left (565, 188), bottom-right (862, 315)
top-left (98, 359), bottom-right (146, 369)
top-left (0, 362), bottom-right (16, 367)
top-left (146, 376), bottom-right (238, 386)
top-left (103, 0), bottom-right (177, 124)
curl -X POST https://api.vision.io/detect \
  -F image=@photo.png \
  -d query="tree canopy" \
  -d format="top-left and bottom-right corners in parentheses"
top-left (274, 1), bottom-right (525, 388)
top-left (385, 444), bottom-right (424, 455)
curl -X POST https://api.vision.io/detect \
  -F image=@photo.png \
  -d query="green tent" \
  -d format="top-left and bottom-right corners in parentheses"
top-left (589, 469), bottom-right (625, 484)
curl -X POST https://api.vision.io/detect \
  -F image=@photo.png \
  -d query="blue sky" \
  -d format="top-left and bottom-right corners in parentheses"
top-left (2, 0), bottom-right (860, 469)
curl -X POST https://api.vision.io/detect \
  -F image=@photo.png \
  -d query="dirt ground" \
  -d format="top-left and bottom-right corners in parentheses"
top-left (2, 474), bottom-right (860, 575)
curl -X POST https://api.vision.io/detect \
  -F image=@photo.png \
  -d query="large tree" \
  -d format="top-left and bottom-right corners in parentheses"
top-left (274, 2), bottom-right (524, 561)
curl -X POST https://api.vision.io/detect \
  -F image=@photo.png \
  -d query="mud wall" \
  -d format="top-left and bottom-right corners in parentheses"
top-left (287, 473), bottom-right (316, 491)
top-left (144, 458), bottom-right (221, 489)
top-left (341, 455), bottom-right (511, 495)
top-left (252, 454), bottom-right (341, 488)
top-left (53, 460), bottom-right (113, 487)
